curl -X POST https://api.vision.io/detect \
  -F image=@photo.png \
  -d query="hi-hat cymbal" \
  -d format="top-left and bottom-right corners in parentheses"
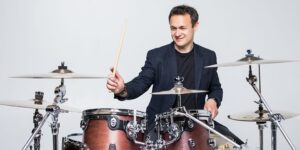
top-left (0, 99), bottom-right (82, 113)
top-left (205, 50), bottom-right (298, 68)
top-left (11, 62), bottom-right (106, 79)
top-left (228, 110), bottom-right (299, 123)
top-left (151, 87), bottom-right (207, 95)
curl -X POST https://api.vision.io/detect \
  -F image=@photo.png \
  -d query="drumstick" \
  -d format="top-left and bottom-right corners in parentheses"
top-left (112, 19), bottom-right (127, 77)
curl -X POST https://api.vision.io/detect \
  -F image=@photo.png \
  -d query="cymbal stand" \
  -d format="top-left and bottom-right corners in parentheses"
top-left (28, 91), bottom-right (44, 150)
top-left (30, 109), bottom-right (43, 150)
top-left (22, 79), bottom-right (68, 150)
top-left (246, 65), bottom-right (296, 150)
top-left (174, 107), bottom-right (242, 149)
top-left (174, 76), bottom-right (184, 107)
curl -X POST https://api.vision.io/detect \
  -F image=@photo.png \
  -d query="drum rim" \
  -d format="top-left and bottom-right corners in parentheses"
top-left (82, 108), bottom-right (146, 117)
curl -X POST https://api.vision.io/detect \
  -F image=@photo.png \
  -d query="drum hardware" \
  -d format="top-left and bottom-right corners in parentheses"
top-left (214, 50), bottom-right (297, 150)
top-left (109, 144), bottom-right (116, 150)
top-left (143, 107), bottom-right (241, 150)
top-left (208, 138), bottom-right (217, 148)
top-left (174, 107), bottom-right (242, 149)
top-left (62, 133), bottom-right (88, 150)
top-left (188, 139), bottom-right (196, 150)
top-left (30, 92), bottom-right (44, 150)
top-left (245, 51), bottom-right (295, 150)
top-left (22, 78), bottom-right (69, 150)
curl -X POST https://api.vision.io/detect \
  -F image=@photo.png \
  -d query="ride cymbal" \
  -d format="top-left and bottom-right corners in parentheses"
top-left (205, 50), bottom-right (298, 68)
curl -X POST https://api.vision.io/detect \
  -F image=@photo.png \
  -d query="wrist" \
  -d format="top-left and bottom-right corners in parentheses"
top-left (116, 86), bottom-right (127, 97)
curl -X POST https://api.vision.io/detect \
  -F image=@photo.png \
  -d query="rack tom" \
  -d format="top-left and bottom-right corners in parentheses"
top-left (156, 108), bottom-right (213, 150)
top-left (81, 108), bottom-right (146, 150)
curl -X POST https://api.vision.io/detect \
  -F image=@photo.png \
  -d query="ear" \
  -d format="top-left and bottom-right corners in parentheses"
top-left (193, 21), bottom-right (200, 31)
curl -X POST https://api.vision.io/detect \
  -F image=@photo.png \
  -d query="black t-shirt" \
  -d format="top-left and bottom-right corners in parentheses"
top-left (173, 47), bottom-right (197, 109)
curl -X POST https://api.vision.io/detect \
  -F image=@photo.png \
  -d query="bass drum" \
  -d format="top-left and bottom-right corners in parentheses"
top-left (81, 108), bottom-right (146, 150)
top-left (62, 133), bottom-right (88, 150)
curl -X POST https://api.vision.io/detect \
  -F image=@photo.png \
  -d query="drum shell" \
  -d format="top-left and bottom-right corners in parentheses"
top-left (82, 108), bottom-right (145, 150)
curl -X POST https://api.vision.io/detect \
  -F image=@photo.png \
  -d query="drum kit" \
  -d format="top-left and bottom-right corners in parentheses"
top-left (0, 50), bottom-right (298, 150)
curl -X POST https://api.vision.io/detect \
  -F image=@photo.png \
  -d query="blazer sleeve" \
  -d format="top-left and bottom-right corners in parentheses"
top-left (115, 50), bottom-right (156, 100)
top-left (207, 52), bottom-right (223, 107)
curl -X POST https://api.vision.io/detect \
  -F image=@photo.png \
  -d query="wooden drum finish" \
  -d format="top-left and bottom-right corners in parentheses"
top-left (81, 108), bottom-right (146, 150)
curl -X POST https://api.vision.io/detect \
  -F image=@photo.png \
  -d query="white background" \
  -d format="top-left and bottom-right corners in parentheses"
top-left (0, 0), bottom-right (299, 149)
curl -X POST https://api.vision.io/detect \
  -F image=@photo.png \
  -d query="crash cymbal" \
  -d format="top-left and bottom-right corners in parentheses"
top-left (11, 62), bottom-right (106, 79)
top-left (205, 50), bottom-right (298, 68)
top-left (151, 87), bottom-right (207, 95)
top-left (228, 110), bottom-right (299, 123)
top-left (0, 99), bottom-right (82, 113)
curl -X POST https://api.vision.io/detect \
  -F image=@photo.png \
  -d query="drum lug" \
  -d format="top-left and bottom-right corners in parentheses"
top-left (109, 116), bottom-right (118, 128)
top-left (188, 139), bottom-right (196, 150)
top-left (208, 137), bottom-right (217, 148)
top-left (109, 144), bottom-right (116, 150)
top-left (168, 123), bottom-right (181, 140)
top-left (125, 121), bottom-right (137, 140)
top-left (187, 119), bottom-right (194, 129)
top-left (80, 120), bottom-right (87, 131)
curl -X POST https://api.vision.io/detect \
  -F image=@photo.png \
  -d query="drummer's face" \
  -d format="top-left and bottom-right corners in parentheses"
top-left (170, 14), bottom-right (198, 52)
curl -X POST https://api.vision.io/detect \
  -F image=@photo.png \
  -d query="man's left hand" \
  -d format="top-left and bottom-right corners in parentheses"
top-left (204, 98), bottom-right (218, 119)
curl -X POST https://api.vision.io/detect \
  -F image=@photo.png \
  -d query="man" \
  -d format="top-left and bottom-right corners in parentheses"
top-left (107, 5), bottom-right (243, 145)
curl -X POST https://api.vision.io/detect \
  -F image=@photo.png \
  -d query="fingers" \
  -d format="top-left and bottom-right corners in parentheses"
top-left (204, 100), bottom-right (218, 119)
top-left (204, 106), bottom-right (217, 119)
top-left (107, 68), bottom-right (124, 93)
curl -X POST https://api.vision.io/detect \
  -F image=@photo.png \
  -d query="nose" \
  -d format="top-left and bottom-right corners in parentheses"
top-left (174, 29), bottom-right (181, 37)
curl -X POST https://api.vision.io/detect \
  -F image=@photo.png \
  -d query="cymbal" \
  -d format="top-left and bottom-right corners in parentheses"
top-left (0, 99), bottom-right (82, 113)
top-left (11, 73), bottom-right (106, 79)
top-left (228, 110), bottom-right (299, 123)
top-left (151, 87), bottom-right (207, 95)
top-left (205, 50), bottom-right (298, 68)
top-left (205, 59), bottom-right (296, 68)
top-left (11, 62), bottom-right (106, 79)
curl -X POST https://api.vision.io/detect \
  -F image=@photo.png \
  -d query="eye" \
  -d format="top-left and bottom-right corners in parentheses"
top-left (170, 27), bottom-right (177, 31)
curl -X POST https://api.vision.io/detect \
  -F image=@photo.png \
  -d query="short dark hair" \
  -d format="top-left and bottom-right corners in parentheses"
top-left (168, 5), bottom-right (199, 27)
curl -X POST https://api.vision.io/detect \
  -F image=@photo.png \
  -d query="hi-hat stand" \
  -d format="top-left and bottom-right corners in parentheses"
top-left (22, 79), bottom-right (68, 150)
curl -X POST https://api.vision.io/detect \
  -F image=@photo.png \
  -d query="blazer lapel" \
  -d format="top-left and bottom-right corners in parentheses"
top-left (164, 44), bottom-right (177, 85)
top-left (194, 45), bottom-right (203, 89)
top-left (163, 44), bottom-right (177, 107)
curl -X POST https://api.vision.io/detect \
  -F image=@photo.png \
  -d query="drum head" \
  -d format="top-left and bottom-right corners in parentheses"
top-left (82, 108), bottom-right (146, 118)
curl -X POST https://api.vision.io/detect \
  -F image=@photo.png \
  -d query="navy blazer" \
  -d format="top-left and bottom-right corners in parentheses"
top-left (118, 42), bottom-right (223, 130)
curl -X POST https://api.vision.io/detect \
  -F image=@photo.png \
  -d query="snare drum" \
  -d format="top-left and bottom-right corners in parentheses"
top-left (81, 108), bottom-right (146, 150)
top-left (156, 108), bottom-right (213, 150)
top-left (62, 133), bottom-right (87, 150)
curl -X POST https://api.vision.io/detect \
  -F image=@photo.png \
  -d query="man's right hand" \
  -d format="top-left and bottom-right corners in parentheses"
top-left (106, 69), bottom-right (125, 94)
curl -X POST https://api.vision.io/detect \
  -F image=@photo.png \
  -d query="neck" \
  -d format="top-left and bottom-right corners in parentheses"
top-left (174, 43), bottom-right (194, 53)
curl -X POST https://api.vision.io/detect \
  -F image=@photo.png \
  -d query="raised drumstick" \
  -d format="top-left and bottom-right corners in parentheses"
top-left (112, 19), bottom-right (127, 77)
